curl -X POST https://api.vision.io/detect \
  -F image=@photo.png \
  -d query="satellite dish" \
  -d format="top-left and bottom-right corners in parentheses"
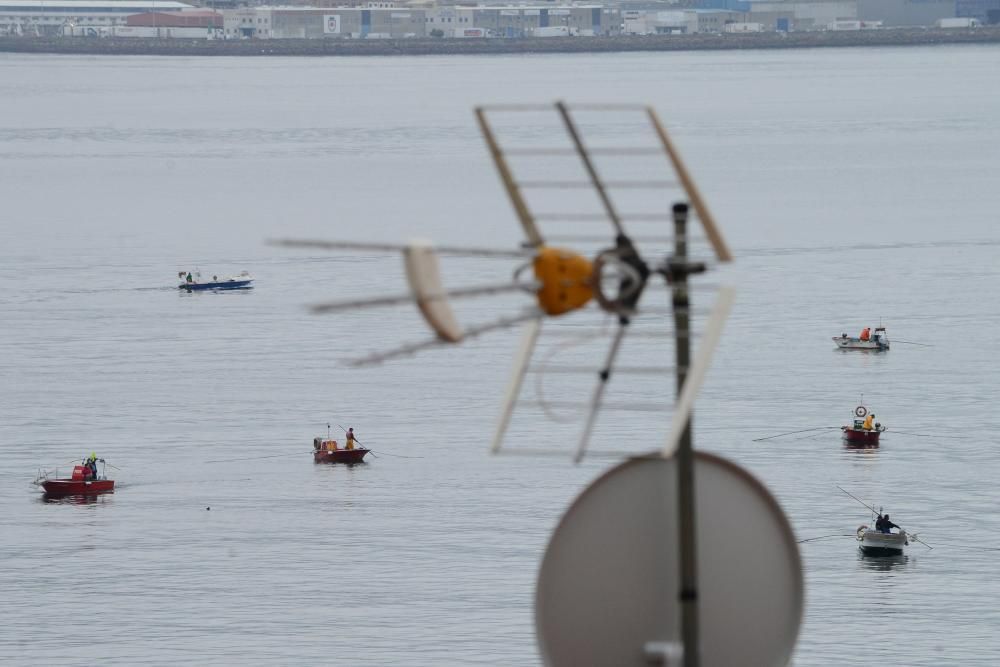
top-left (536, 451), bottom-right (802, 667)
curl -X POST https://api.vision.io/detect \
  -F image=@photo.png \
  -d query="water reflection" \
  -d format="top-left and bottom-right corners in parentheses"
top-left (842, 442), bottom-right (880, 459)
top-left (40, 493), bottom-right (113, 506)
top-left (858, 551), bottom-right (910, 572)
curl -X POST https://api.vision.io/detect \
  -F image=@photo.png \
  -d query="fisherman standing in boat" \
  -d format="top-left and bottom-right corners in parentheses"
top-left (875, 513), bottom-right (899, 534)
top-left (346, 428), bottom-right (357, 451)
top-left (862, 413), bottom-right (875, 431)
top-left (186, 272), bottom-right (194, 284)
top-left (860, 327), bottom-right (871, 341)
top-left (86, 452), bottom-right (99, 480)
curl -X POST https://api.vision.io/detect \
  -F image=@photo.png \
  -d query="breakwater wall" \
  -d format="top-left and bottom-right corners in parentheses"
top-left (2, 28), bottom-right (999, 57)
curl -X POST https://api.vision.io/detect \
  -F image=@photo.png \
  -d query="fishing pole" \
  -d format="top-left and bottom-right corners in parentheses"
top-left (335, 425), bottom-right (424, 459)
top-left (752, 426), bottom-right (838, 442)
top-left (837, 485), bottom-right (879, 515)
top-left (893, 340), bottom-right (934, 347)
top-left (839, 486), bottom-right (929, 547)
top-left (203, 451), bottom-right (316, 464)
top-left (797, 534), bottom-right (855, 544)
top-left (887, 429), bottom-right (966, 440)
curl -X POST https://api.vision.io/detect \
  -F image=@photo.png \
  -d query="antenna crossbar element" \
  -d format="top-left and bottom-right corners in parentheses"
top-left (475, 102), bottom-right (733, 263)
top-left (526, 365), bottom-right (679, 376)
top-left (647, 109), bottom-right (732, 263)
top-left (574, 321), bottom-right (629, 463)
top-left (502, 147), bottom-right (666, 157)
top-left (554, 101), bottom-right (626, 238)
top-left (516, 180), bottom-right (679, 190)
top-left (519, 399), bottom-right (673, 413)
top-left (347, 310), bottom-right (541, 368)
top-left (310, 281), bottom-right (532, 315)
top-left (534, 213), bottom-right (673, 222)
top-left (491, 318), bottom-right (543, 454)
top-left (475, 107), bottom-right (544, 248)
top-left (269, 238), bottom-right (532, 259)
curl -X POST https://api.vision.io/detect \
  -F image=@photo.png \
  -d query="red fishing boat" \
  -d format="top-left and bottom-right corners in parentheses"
top-left (841, 405), bottom-right (885, 446)
top-left (35, 461), bottom-right (115, 498)
top-left (313, 437), bottom-right (369, 464)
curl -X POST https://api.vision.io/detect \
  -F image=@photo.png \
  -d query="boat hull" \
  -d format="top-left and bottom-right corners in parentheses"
top-left (833, 336), bottom-right (889, 351)
top-left (858, 529), bottom-right (907, 556)
top-left (842, 426), bottom-right (882, 446)
top-left (41, 479), bottom-right (115, 497)
top-left (314, 448), bottom-right (369, 464)
top-left (179, 280), bottom-right (253, 291)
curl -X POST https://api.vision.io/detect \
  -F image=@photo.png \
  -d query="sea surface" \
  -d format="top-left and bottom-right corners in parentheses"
top-left (1, 45), bottom-right (999, 665)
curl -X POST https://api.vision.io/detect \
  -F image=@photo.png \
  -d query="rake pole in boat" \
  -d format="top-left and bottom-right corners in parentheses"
top-left (837, 485), bottom-right (879, 515)
top-left (752, 426), bottom-right (838, 442)
top-left (893, 340), bottom-right (934, 347)
top-left (839, 487), bottom-right (924, 543)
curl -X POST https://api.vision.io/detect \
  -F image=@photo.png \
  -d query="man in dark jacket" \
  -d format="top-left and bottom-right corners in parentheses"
top-left (876, 514), bottom-right (899, 534)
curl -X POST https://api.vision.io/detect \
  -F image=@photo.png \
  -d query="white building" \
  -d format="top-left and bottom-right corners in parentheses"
top-left (424, 6), bottom-right (477, 37)
top-left (0, 0), bottom-right (193, 35)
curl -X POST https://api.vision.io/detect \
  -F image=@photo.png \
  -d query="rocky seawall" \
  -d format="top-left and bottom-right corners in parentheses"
top-left (1, 27), bottom-right (998, 57)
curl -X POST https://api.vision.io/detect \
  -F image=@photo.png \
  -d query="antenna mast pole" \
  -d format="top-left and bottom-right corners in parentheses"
top-left (671, 202), bottom-right (701, 667)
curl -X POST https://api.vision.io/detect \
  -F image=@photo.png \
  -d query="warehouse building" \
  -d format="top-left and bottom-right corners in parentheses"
top-left (750, 0), bottom-right (857, 28)
top-left (857, 0), bottom-right (957, 26)
top-left (221, 4), bottom-right (617, 39)
top-left (0, 0), bottom-right (192, 35)
top-left (223, 6), bottom-right (427, 39)
top-left (469, 6), bottom-right (620, 37)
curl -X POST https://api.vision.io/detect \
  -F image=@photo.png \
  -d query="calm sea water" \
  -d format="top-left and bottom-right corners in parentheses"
top-left (2, 46), bottom-right (1000, 665)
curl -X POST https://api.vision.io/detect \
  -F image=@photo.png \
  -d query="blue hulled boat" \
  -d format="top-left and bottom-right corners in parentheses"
top-left (178, 271), bottom-right (254, 292)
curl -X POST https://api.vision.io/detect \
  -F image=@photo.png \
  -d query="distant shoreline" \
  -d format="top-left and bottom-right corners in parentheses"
top-left (2, 27), bottom-right (999, 57)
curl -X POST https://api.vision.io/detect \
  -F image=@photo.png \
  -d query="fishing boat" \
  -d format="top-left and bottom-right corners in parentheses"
top-left (857, 525), bottom-right (908, 556)
top-left (177, 270), bottom-right (253, 292)
top-left (34, 461), bottom-right (115, 498)
top-left (313, 437), bottom-right (369, 464)
top-left (842, 405), bottom-right (885, 446)
top-left (833, 326), bottom-right (889, 351)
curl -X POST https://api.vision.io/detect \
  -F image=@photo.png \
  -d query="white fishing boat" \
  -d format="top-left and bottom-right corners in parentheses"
top-left (834, 326), bottom-right (889, 351)
top-left (856, 525), bottom-right (908, 556)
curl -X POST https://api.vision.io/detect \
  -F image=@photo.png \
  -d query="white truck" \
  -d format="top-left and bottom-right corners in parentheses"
top-left (724, 22), bottom-right (764, 33)
top-left (936, 17), bottom-right (979, 28)
top-left (532, 26), bottom-right (574, 37)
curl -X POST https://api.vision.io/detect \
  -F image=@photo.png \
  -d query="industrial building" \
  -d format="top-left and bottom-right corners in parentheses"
top-left (223, 6), bottom-right (426, 39)
top-left (749, 0), bottom-right (857, 29)
top-left (459, 6), bottom-right (620, 37)
top-left (957, 0), bottom-right (1000, 22)
top-left (623, 7), bottom-right (794, 33)
top-left (0, 0), bottom-right (192, 35)
top-left (220, 4), bottom-right (617, 39)
top-left (857, 0), bottom-right (957, 26)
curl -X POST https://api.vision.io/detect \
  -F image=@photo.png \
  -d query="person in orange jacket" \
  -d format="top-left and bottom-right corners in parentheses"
top-left (859, 327), bottom-right (871, 341)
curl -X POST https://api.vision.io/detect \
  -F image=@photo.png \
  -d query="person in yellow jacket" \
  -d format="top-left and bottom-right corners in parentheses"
top-left (862, 414), bottom-right (874, 430)
top-left (86, 452), bottom-right (99, 480)
top-left (345, 428), bottom-right (357, 451)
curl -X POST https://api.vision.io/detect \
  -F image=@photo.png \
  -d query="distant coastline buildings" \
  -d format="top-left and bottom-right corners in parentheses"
top-left (1, 0), bottom-right (997, 38)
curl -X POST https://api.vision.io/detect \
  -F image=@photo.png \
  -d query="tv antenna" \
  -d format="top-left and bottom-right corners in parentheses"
top-left (274, 102), bottom-right (800, 667)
